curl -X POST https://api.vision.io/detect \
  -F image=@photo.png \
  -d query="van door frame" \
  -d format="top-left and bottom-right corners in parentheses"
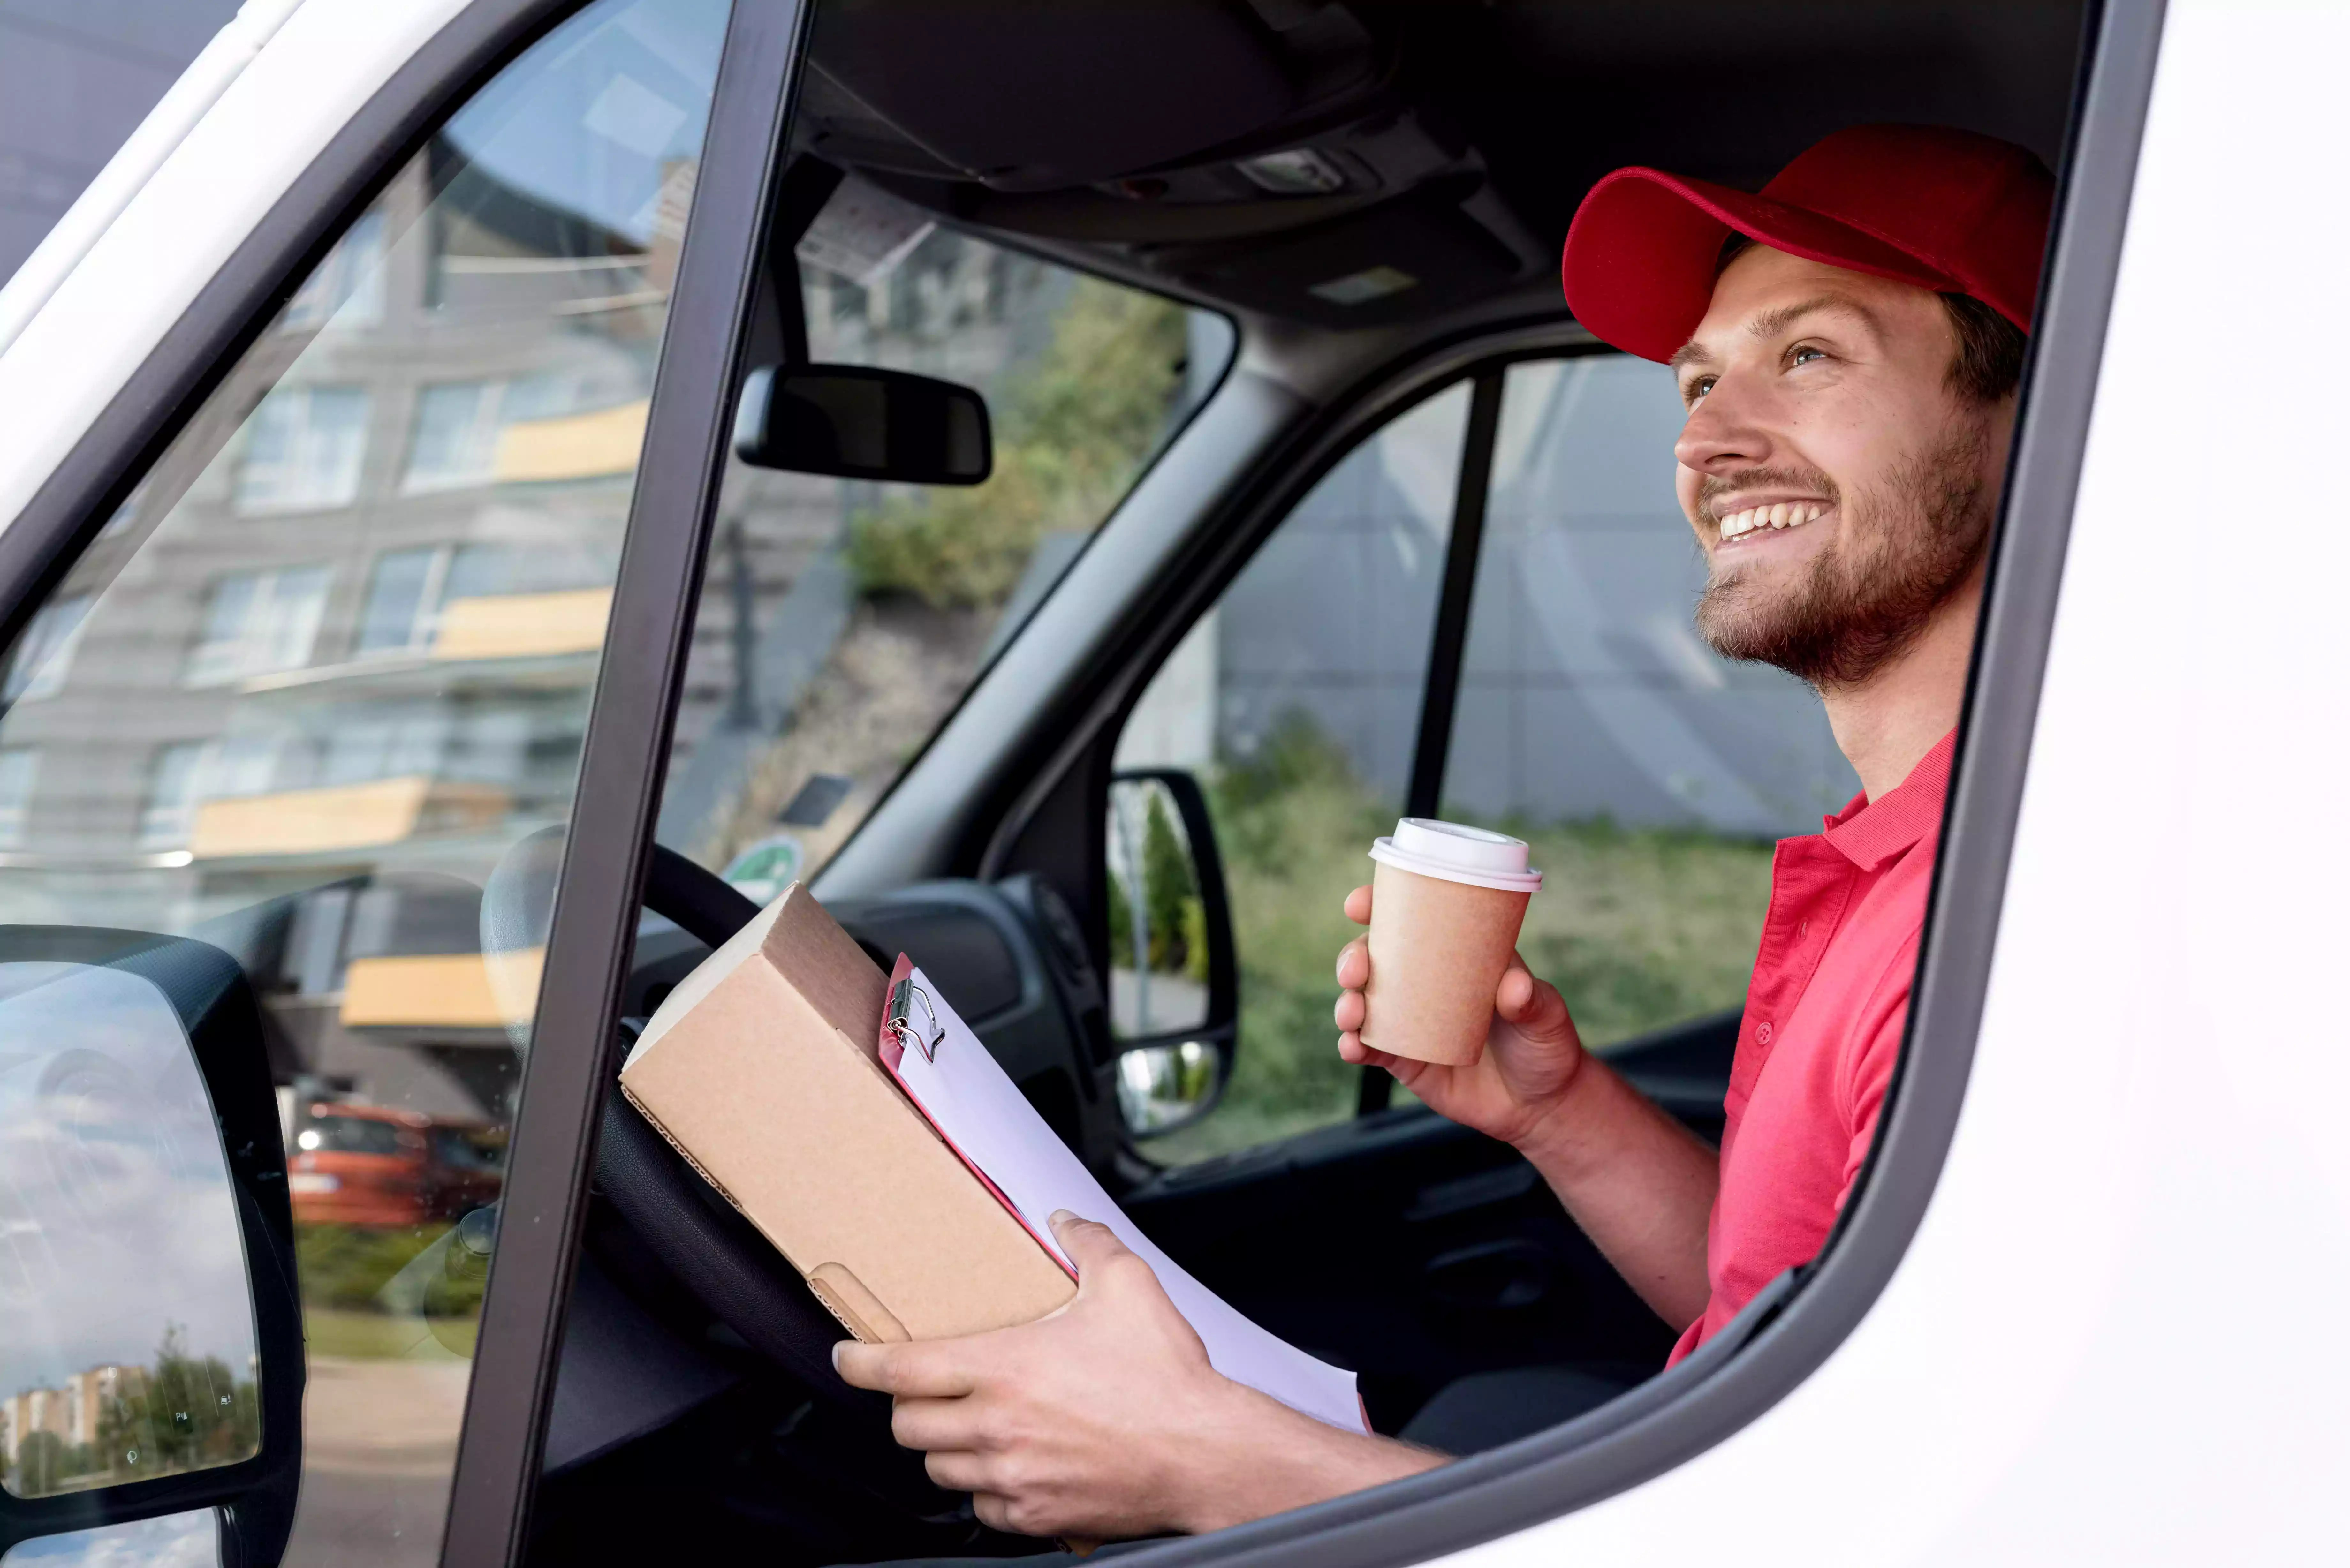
top-left (0, 0), bottom-right (811, 1561)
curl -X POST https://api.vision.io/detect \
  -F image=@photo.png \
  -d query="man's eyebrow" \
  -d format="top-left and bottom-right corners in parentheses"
top-left (1667, 340), bottom-right (1713, 374)
top-left (1669, 293), bottom-right (1887, 375)
top-left (1746, 293), bottom-right (1885, 346)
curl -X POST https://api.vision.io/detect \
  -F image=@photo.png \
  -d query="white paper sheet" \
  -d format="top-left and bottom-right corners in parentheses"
top-left (884, 965), bottom-right (1366, 1434)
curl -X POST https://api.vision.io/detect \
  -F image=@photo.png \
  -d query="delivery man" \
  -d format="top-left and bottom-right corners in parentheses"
top-left (837, 123), bottom-right (2054, 1542)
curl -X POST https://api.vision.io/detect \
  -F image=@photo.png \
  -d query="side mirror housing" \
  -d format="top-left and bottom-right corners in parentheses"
top-left (0, 929), bottom-right (301, 1564)
top-left (1105, 770), bottom-right (1237, 1139)
top-left (733, 364), bottom-right (992, 485)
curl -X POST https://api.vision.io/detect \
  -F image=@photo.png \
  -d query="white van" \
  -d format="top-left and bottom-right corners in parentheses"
top-left (0, 0), bottom-right (2331, 1564)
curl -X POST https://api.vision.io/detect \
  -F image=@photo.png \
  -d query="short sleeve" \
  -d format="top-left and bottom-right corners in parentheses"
top-left (1834, 932), bottom-right (1917, 1206)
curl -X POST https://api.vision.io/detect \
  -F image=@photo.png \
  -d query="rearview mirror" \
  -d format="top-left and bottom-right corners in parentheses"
top-left (734, 364), bottom-right (992, 485)
top-left (1106, 771), bottom-right (1237, 1139)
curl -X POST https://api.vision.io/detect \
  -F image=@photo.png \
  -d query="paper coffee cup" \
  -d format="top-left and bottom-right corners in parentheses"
top-left (1360, 819), bottom-right (1540, 1067)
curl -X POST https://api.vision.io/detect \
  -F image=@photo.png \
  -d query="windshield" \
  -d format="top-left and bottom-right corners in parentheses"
top-left (657, 188), bottom-right (1235, 891)
top-left (299, 1115), bottom-right (406, 1158)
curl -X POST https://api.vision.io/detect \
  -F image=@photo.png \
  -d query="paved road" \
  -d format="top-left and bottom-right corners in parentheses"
top-left (281, 1356), bottom-right (472, 1568)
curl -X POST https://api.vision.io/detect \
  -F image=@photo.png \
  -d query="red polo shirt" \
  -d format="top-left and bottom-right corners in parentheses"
top-left (1665, 729), bottom-right (1955, 1365)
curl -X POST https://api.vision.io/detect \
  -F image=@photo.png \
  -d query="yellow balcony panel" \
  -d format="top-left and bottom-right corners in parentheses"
top-left (341, 946), bottom-right (545, 1029)
top-left (492, 398), bottom-right (649, 482)
top-left (431, 588), bottom-right (611, 661)
top-left (190, 776), bottom-right (509, 858)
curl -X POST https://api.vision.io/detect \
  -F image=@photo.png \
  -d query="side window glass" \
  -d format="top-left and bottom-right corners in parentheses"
top-left (657, 193), bottom-right (1234, 889)
top-left (1113, 384), bottom-right (1470, 1162)
top-left (1440, 356), bottom-right (1856, 1048)
top-left (0, 0), bottom-right (726, 1559)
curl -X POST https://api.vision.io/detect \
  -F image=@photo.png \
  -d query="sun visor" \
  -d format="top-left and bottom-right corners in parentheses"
top-left (809, 0), bottom-right (1298, 192)
top-left (1169, 187), bottom-right (1526, 326)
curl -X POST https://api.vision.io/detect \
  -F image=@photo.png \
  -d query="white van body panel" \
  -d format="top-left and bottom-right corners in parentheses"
top-left (0, 0), bottom-right (2329, 1559)
top-left (1448, 1), bottom-right (2347, 1562)
top-left (0, 0), bottom-right (470, 530)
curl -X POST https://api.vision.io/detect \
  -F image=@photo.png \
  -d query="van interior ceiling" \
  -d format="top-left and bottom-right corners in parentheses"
top-left (795, 0), bottom-right (2088, 332)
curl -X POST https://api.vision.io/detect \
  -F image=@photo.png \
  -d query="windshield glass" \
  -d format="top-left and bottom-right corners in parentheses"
top-left (300, 1116), bottom-right (406, 1158)
top-left (657, 187), bottom-right (1234, 889)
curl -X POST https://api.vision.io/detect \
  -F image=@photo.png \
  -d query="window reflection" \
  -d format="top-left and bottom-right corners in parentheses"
top-left (0, 1508), bottom-right (220, 1568)
top-left (0, 0), bottom-right (726, 1557)
top-left (0, 965), bottom-right (258, 1498)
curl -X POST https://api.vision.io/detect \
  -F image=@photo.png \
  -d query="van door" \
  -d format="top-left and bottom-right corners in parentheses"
top-left (0, 1), bottom-right (804, 1562)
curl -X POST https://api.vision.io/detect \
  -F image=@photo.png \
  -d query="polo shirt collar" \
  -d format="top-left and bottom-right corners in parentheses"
top-left (1819, 728), bottom-right (1957, 871)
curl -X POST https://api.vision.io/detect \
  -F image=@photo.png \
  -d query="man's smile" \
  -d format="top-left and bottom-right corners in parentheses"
top-left (1715, 499), bottom-right (1830, 543)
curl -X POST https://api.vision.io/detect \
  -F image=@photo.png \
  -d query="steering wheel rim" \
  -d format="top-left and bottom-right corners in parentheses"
top-left (481, 830), bottom-right (857, 1402)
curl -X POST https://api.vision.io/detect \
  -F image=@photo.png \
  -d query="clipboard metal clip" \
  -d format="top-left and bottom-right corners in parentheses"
top-left (888, 977), bottom-right (944, 1063)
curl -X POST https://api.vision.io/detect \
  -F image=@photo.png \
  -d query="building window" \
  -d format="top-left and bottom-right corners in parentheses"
top-left (355, 547), bottom-right (452, 656)
top-left (2, 595), bottom-right (93, 703)
top-left (186, 568), bottom-right (333, 686)
top-left (0, 749), bottom-right (38, 849)
top-left (401, 374), bottom-right (620, 494)
top-left (235, 386), bottom-right (370, 514)
top-left (140, 742), bottom-right (207, 849)
top-left (404, 383), bottom-right (505, 494)
top-left (140, 736), bottom-right (286, 848)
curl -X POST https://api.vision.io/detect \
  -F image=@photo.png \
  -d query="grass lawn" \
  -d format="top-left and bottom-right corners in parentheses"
top-left (1141, 725), bottom-right (1776, 1164)
top-left (304, 1307), bottom-right (478, 1361)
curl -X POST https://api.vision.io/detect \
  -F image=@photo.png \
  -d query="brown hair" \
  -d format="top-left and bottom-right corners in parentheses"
top-left (1716, 232), bottom-right (2028, 404)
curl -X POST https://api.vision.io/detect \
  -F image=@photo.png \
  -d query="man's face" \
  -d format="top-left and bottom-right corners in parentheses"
top-left (1670, 245), bottom-right (2015, 689)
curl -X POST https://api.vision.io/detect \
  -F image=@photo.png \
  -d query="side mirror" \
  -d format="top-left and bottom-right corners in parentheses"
top-left (0, 929), bottom-right (300, 1564)
top-left (733, 364), bottom-right (992, 485)
top-left (1105, 771), bottom-right (1236, 1138)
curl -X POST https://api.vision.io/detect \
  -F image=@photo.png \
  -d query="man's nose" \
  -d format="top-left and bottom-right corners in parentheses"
top-left (1674, 375), bottom-right (1772, 473)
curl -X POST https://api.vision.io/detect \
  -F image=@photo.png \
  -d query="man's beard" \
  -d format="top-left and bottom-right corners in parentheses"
top-left (1694, 419), bottom-right (1995, 690)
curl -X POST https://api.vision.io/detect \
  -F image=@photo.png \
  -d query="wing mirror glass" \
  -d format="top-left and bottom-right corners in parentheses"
top-left (0, 931), bottom-right (300, 1561)
top-left (733, 364), bottom-right (992, 485)
top-left (1106, 771), bottom-right (1237, 1138)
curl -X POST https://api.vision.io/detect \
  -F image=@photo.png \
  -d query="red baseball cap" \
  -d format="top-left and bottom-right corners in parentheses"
top-left (1559, 124), bottom-right (2055, 363)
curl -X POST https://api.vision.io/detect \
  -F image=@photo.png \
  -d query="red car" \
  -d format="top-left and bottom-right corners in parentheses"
top-left (287, 1104), bottom-right (504, 1227)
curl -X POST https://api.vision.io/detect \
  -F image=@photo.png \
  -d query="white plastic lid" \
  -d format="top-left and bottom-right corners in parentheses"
top-left (1368, 818), bottom-right (1542, 893)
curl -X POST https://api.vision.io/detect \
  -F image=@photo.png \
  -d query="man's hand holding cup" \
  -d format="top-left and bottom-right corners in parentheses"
top-left (1332, 819), bottom-right (1589, 1150)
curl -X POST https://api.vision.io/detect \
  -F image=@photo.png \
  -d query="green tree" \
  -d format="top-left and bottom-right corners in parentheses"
top-left (1141, 790), bottom-right (1196, 974)
top-left (847, 278), bottom-right (1189, 609)
top-left (13, 1430), bottom-right (66, 1496)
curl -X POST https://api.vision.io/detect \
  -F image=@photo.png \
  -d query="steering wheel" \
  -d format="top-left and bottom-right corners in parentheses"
top-left (482, 829), bottom-right (856, 1402)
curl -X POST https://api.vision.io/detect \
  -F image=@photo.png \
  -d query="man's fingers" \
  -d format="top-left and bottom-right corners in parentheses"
top-left (1343, 884), bottom-right (1373, 926)
top-left (891, 1394), bottom-right (986, 1453)
top-left (1333, 986), bottom-right (1365, 1033)
top-left (1334, 935), bottom-right (1370, 991)
top-left (1337, 1030), bottom-right (1398, 1074)
top-left (922, 1448), bottom-right (992, 1494)
top-left (833, 1337), bottom-right (979, 1399)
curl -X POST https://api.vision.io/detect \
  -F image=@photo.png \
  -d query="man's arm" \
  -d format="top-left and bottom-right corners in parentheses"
top-left (1334, 883), bottom-right (1719, 1328)
top-left (836, 1214), bottom-right (1443, 1541)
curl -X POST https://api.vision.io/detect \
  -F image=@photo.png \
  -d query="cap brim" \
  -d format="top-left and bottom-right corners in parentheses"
top-left (1560, 167), bottom-right (1961, 362)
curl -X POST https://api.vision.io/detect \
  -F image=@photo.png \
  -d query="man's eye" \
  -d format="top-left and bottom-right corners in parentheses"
top-left (1789, 345), bottom-right (1827, 368)
top-left (1685, 375), bottom-right (1717, 403)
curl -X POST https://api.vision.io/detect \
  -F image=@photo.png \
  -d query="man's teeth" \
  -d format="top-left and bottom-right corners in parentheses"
top-left (1717, 501), bottom-right (1827, 539)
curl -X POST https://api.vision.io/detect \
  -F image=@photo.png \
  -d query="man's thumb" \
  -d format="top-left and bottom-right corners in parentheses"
top-left (1497, 965), bottom-right (1574, 1038)
top-left (1049, 1210), bottom-right (1133, 1275)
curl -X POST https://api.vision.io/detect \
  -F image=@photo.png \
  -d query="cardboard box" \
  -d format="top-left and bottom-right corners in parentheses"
top-left (619, 883), bottom-right (1075, 1343)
